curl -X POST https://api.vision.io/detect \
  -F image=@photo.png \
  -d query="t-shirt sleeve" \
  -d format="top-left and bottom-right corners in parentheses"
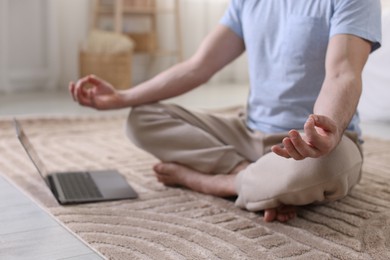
top-left (219, 0), bottom-right (244, 38)
top-left (330, 0), bottom-right (382, 52)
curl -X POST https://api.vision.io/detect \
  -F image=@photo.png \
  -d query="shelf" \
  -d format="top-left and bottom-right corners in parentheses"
top-left (92, 0), bottom-right (183, 60)
top-left (99, 6), bottom-right (154, 15)
top-left (98, 7), bottom-right (175, 15)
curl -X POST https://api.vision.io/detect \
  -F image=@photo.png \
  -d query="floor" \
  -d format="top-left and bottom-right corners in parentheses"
top-left (0, 175), bottom-right (104, 260)
top-left (0, 84), bottom-right (389, 259)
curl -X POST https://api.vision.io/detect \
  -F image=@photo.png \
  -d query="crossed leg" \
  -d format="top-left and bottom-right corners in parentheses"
top-left (153, 161), bottom-right (297, 222)
top-left (127, 104), bottom-right (298, 222)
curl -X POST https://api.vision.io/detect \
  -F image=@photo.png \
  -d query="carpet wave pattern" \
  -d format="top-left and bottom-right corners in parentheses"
top-left (0, 115), bottom-right (389, 260)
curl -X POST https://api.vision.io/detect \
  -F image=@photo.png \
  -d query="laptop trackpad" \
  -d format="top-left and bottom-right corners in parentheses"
top-left (91, 170), bottom-right (138, 199)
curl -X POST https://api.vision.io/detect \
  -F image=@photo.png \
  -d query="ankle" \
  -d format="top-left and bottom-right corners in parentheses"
top-left (204, 174), bottom-right (237, 197)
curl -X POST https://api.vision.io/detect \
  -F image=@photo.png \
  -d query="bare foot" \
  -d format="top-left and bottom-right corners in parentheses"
top-left (153, 161), bottom-right (249, 197)
top-left (264, 205), bottom-right (297, 222)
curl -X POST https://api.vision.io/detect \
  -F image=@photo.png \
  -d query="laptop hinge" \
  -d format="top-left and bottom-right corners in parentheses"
top-left (48, 175), bottom-right (67, 204)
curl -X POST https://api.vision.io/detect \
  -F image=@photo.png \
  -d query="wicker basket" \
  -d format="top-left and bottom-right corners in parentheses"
top-left (79, 51), bottom-right (132, 90)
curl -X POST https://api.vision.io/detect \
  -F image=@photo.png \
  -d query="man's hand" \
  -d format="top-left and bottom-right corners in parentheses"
top-left (69, 75), bottom-right (124, 110)
top-left (271, 115), bottom-right (342, 160)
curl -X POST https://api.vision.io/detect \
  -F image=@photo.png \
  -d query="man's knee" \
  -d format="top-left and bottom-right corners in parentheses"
top-left (125, 103), bottom-right (165, 148)
top-left (235, 136), bottom-right (363, 211)
top-left (279, 152), bottom-right (361, 206)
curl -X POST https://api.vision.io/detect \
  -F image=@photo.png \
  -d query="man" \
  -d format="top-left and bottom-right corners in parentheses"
top-left (70, 0), bottom-right (382, 222)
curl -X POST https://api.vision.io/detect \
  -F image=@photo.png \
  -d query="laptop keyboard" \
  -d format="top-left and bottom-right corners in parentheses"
top-left (57, 172), bottom-right (103, 200)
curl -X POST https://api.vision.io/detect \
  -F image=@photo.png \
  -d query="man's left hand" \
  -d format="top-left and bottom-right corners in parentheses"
top-left (271, 115), bottom-right (342, 160)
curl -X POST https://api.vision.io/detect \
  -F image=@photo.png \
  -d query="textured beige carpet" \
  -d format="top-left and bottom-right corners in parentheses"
top-left (1, 115), bottom-right (390, 260)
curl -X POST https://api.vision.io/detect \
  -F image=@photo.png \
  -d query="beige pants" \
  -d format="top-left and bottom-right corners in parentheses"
top-left (126, 103), bottom-right (363, 211)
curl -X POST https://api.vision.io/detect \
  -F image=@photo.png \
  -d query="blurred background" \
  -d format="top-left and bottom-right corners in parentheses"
top-left (0, 0), bottom-right (389, 137)
top-left (0, 0), bottom-right (247, 91)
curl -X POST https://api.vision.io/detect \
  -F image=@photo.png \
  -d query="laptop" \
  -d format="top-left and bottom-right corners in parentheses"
top-left (14, 119), bottom-right (138, 205)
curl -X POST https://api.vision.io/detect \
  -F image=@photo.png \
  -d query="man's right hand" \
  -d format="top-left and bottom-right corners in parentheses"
top-left (69, 75), bottom-right (125, 110)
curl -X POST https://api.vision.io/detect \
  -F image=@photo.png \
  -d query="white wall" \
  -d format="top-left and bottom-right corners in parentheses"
top-left (383, 0), bottom-right (390, 8)
top-left (178, 0), bottom-right (248, 84)
top-left (358, 0), bottom-right (390, 122)
top-left (56, 0), bottom-right (91, 91)
top-left (0, 0), bottom-right (8, 90)
top-left (0, 0), bottom-right (59, 93)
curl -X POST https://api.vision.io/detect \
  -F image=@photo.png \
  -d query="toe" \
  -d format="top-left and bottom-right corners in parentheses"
top-left (264, 209), bottom-right (277, 222)
top-left (153, 162), bottom-right (175, 175)
top-left (277, 213), bottom-right (289, 222)
top-left (153, 163), bottom-right (163, 173)
top-left (276, 206), bottom-right (297, 222)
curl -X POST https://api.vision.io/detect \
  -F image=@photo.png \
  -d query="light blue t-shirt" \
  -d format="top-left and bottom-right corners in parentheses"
top-left (220, 0), bottom-right (382, 135)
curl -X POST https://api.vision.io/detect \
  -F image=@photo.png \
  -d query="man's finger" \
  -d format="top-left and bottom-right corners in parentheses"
top-left (68, 82), bottom-right (76, 101)
top-left (88, 74), bottom-right (110, 88)
top-left (75, 76), bottom-right (90, 90)
top-left (304, 115), bottom-right (336, 153)
top-left (312, 115), bottom-right (337, 133)
top-left (271, 144), bottom-right (291, 159)
top-left (283, 137), bottom-right (304, 160)
top-left (88, 75), bottom-right (103, 86)
top-left (288, 130), bottom-right (316, 158)
top-left (75, 84), bottom-right (93, 107)
top-left (304, 116), bottom-right (322, 146)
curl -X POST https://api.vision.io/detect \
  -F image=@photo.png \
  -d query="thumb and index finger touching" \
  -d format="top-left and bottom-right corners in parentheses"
top-left (87, 74), bottom-right (110, 88)
top-left (68, 75), bottom-right (100, 106)
top-left (271, 114), bottom-right (340, 158)
top-left (304, 114), bottom-right (339, 151)
top-left (69, 74), bottom-right (108, 98)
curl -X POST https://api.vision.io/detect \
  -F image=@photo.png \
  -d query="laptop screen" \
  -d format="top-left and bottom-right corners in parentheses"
top-left (14, 119), bottom-right (51, 187)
